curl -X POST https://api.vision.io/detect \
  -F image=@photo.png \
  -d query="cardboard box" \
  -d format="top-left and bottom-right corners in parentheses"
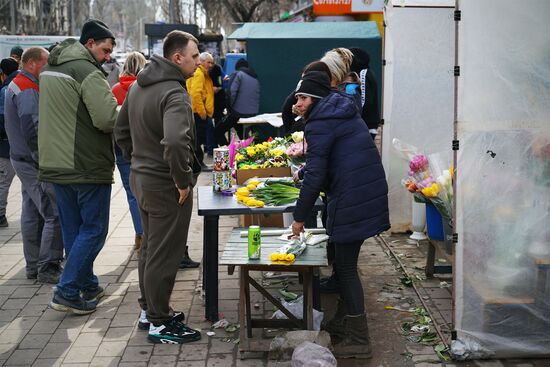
top-left (239, 213), bottom-right (284, 227)
top-left (235, 167), bottom-right (291, 185)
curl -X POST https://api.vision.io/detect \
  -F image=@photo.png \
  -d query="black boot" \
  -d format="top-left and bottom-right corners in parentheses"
top-left (179, 248), bottom-right (200, 269)
top-left (332, 314), bottom-right (372, 359)
top-left (322, 297), bottom-right (346, 338)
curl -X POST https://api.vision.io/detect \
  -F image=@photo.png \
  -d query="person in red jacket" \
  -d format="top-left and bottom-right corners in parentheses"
top-left (111, 52), bottom-right (147, 250)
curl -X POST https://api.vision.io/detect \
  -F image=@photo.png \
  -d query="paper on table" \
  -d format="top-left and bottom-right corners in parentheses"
top-left (239, 113), bottom-right (283, 128)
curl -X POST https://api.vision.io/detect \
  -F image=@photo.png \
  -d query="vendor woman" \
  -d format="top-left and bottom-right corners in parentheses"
top-left (291, 70), bottom-right (390, 358)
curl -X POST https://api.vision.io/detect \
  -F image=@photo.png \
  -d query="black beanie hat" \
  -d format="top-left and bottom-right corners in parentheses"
top-left (294, 71), bottom-right (331, 99)
top-left (349, 47), bottom-right (370, 73)
top-left (235, 58), bottom-right (248, 70)
top-left (80, 19), bottom-right (115, 44)
top-left (0, 58), bottom-right (19, 76)
top-left (10, 46), bottom-right (23, 58)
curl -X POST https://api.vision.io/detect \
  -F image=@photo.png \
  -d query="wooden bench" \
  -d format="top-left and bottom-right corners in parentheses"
top-left (220, 228), bottom-right (328, 357)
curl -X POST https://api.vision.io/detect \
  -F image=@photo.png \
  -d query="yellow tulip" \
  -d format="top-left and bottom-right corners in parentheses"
top-left (285, 254), bottom-right (295, 262)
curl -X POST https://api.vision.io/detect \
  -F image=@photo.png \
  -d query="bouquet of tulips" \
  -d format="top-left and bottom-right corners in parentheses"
top-left (234, 137), bottom-right (290, 170)
top-left (394, 139), bottom-right (453, 221)
top-left (285, 131), bottom-right (307, 166)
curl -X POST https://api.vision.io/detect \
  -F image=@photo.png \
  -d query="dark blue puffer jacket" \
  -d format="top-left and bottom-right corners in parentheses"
top-left (293, 91), bottom-right (390, 243)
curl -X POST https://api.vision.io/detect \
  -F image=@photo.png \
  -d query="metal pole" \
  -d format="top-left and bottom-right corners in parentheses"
top-left (9, 0), bottom-right (15, 34)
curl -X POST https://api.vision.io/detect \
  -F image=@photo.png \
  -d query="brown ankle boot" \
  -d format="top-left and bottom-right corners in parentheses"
top-left (332, 314), bottom-right (372, 359)
top-left (322, 297), bottom-right (346, 339)
top-left (134, 234), bottom-right (143, 251)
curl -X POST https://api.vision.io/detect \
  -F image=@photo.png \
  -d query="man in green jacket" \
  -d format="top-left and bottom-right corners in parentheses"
top-left (39, 19), bottom-right (118, 315)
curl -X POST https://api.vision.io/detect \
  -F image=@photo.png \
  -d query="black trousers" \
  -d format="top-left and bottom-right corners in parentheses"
top-left (333, 240), bottom-right (365, 316)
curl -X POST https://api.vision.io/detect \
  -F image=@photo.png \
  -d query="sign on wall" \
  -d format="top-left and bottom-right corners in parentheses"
top-left (313, 0), bottom-right (384, 14)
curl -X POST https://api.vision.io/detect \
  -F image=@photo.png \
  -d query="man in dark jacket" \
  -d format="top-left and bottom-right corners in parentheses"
top-left (214, 59), bottom-right (260, 146)
top-left (4, 47), bottom-right (64, 284)
top-left (349, 47), bottom-right (381, 140)
top-left (0, 58), bottom-right (18, 228)
top-left (115, 30), bottom-right (201, 345)
top-left (292, 71), bottom-right (390, 358)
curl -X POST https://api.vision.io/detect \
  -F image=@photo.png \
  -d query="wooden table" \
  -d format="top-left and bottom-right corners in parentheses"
top-left (220, 228), bottom-right (328, 355)
top-left (197, 186), bottom-right (325, 321)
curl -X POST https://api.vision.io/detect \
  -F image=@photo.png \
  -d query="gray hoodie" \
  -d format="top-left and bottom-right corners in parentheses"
top-left (114, 54), bottom-right (198, 189)
top-left (229, 68), bottom-right (260, 115)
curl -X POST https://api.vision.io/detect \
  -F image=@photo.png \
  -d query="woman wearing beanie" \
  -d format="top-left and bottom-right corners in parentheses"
top-left (111, 52), bottom-right (147, 251)
top-left (291, 71), bottom-right (390, 358)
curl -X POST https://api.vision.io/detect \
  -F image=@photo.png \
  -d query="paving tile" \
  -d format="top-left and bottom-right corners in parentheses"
top-left (209, 338), bottom-right (237, 354)
top-left (179, 344), bottom-right (209, 361)
top-left (5, 348), bottom-right (40, 365)
top-left (18, 333), bottom-right (52, 349)
top-left (1, 298), bottom-right (29, 310)
top-left (9, 286), bottom-right (39, 299)
top-left (120, 345), bottom-right (153, 362)
top-left (0, 329), bottom-right (27, 344)
top-left (109, 312), bottom-right (137, 328)
top-left (38, 309), bottom-right (66, 322)
top-left (18, 304), bottom-right (48, 316)
top-left (177, 361), bottom-right (206, 367)
top-left (32, 358), bottom-right (63, 367)
top-left (95, 341), bottom-right (128, 357)
top-left (72, 332), bottom-right (104, 347)
top-left (206, 354), bottom-right (235, 367)
top-left (49, 328), bottom-right (81, 343)
top-left (89, 356), bottom-right (121, 367)
top-left (5, 316), bottom-right (39, 330)
top-left (0, 343), bottom-right (16, 359)
top-left (62, 346), bottom-right (98, 363)
top-left (29, 320), bottom-right (62, 334)
top-left (237, 358), bottom-right (267, 367)
top-left (81, 318), bottom-right (110, 334)
top-left (57, 316), bottom-right (89, 330)
top-left (153, 344), bottom-right (181, 356)
top-left (103, 327), bottom-right (133, 341)
top-left (119, 362), bottom-right (147, 367)
top-left (149, 355), bottom-right (178, 366)
top-left (37, 342), bottom-right (71, 359)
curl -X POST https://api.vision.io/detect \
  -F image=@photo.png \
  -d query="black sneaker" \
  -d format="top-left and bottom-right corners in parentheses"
top-left (26, 269), bottom-right (38, 280)
top-left (179, 257), bottom-right (200, 269)
top-left (138, 310), bottom-right (185, 331)
top-left (37, 263), bottom-right (62, 284)
top-left (148, 315), bottom-right (200, 344)
top-left (0, 215), bottom-right (8, 228)
top-left (82, 286), bottom-right (104, 302)
top-left (50, 290), bottom-right (96, 315)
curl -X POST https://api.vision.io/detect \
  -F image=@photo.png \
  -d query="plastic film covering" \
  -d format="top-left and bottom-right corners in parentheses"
top-left (453, 0), bottom-right (550, 359)
top-left (381, 3), bottom-right (455, 232)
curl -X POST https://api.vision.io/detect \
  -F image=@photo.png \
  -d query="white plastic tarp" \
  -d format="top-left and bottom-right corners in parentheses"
top-left (382, 3), bottom-right (455, 231)
top-left (453, 0), bottom-right (550, 359)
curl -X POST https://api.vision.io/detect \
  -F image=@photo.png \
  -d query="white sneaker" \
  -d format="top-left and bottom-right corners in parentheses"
top-left (138, 309), bottom-right (150, 331)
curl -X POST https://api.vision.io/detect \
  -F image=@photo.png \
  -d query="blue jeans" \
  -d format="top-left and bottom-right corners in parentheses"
top-left (54, 183), bottom-right (111, 300)
top-left (116, 150), bottom-right (143, 235)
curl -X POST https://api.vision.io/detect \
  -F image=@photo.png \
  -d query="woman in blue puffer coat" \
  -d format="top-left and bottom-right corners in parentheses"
top-left (291, 71), bottom-right (390, 358)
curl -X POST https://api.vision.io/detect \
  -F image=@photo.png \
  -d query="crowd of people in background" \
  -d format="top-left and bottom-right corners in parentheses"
top-left (0, 17), bottom-right (389, 356)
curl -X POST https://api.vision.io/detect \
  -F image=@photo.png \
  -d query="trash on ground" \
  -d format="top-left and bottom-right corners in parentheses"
top-left (212, 319), bottom-right (230, 329)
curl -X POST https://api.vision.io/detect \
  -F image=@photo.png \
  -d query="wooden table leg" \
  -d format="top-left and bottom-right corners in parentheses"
top-left (425, 240), bottom-right (435, 278)
top-left (244, 268), bottom-right (252, 338)
top-left (204, 215), bottom-right (220, 321)
top-left (239, 266), bottom-right (247, 358)
top-left (303, 268), bottom-right (313, 330)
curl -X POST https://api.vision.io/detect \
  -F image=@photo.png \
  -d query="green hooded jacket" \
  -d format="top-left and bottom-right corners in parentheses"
top-left (38, 38), bottom-right (118, 184)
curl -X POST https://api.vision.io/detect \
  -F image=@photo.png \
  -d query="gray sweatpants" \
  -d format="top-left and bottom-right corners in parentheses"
top-left (11, 159), bottom-right (64, 273)
top-left (131, 173), bottom-right (193, 325)
top-left (0, 157), bottom-right (15, 217)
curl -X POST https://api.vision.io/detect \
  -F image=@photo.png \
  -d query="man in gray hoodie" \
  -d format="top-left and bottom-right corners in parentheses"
top-left (115, 30), bottom-right (201, 344)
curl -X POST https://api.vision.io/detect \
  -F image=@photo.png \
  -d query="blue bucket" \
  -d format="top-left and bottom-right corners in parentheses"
top-left (426, 201), bottom-right (444, 241)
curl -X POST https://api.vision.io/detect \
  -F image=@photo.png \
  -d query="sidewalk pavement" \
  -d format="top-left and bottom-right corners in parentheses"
top-left (0, 167), bottom-right (548, 366)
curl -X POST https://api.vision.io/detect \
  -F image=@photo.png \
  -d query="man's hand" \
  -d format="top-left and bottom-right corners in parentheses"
top-left (292, 221), bottom-right (305, 237)
top-left (177, 186), bottom-right (190, 205)
top-left (200, 114), bottom-right (207, 121)
top-left (213, 87), bottom-right (221, 93)
top-left (292, 169), bottom-right (301, 183)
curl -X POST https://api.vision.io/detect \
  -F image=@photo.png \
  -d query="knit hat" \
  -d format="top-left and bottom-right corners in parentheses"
top-left (10, 46), bottom-right (23, 59)
top-left (349, 47), bottom-right (370, 73)
top-left (0, 58), bottom-right (19, 75)
top-left (80, 19), bottom-right (115, 44)
top-left (235, 58), bottom-right (248, 70)
top-left (294, 71), bottom-right (331, 99)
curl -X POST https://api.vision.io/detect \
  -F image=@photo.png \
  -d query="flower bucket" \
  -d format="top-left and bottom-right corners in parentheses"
top-left (426, 201), bottom-right (444, 241)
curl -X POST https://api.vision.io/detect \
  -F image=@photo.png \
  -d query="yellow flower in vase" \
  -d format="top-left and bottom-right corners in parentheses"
top-left (421, 183), bottom-right (440, 197)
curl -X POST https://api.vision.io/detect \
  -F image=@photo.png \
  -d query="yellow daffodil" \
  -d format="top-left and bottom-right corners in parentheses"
top-left (235, 153), bottom-right (245, 162)
top-left (246, 147), bottom-right (256, 157)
